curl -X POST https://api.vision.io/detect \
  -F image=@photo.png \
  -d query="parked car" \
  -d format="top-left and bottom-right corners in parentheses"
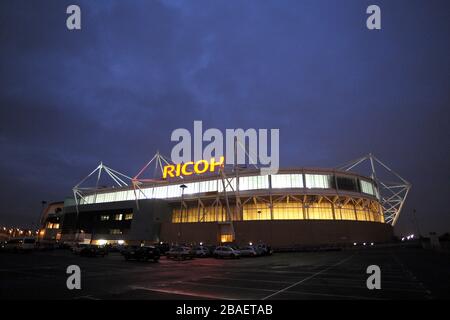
top-left (256, 244), bottom-right (273, 256)
top-left (193, 246), bottom-right (210, 257)
top-left (166, 246), bottom-right (194, 260)
top-left (106, 244), bottom-right (123, 253)
top-left (79, 245), bottom-right (108, 257)
top-left (71, 243), bottom-right (90, 255)
top-left (213, 246), bottom-right (240, 259)
top-left (122, 246), bottom-right (160, 262)
top-left (4, 238), bottom-right (36, 252)
top-left (239, 246), bottom-right (259, 257)
top-left (155, 242), bottom-right (170, 255)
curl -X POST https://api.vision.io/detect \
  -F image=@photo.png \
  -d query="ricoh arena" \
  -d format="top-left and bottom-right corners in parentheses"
top-left (40, 153), bottom-right (411, 249)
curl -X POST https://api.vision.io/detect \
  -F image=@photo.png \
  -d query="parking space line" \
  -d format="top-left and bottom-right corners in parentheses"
top-left (261, 254), bottom-right (354, 300)
top-left (182, 280), bottom-right (277, 293)
top-left (129, 285), bottom-right (232, 300)
top-left (172, 280), bottom-right (381, 300)
top-left (205, 276), bottom-right (292, 285)
top-left (204, 275), bottom-right (426, 294)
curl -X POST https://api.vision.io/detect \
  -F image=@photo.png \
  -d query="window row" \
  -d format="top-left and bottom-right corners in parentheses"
top-left (81, 174), bottom-right (377, 204)
top-left (172, 202), bottom-right (384, 223)
top-left (99, 213), bottom-right (133, 221)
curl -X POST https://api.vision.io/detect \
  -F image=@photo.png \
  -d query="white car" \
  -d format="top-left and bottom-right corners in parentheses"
top-left (239, 246), bottom-right (259, 257)
top-left (4, 238), bottom-right (36, 252)
top-left (166, 246), bottom-right (194, 260)
top-left (193, 246), bottom-right (210, 257)
top-left (213, 246), bottom-right (240, 259)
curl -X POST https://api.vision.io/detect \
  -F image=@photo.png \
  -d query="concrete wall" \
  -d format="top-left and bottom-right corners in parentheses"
top-left (62, 199), bottom-right (171, 243)
top-left (160, 220), bottom-right (393, 247)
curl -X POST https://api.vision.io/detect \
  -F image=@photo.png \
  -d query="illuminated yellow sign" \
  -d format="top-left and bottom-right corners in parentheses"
top-left (163, 157), bottom-right (224, 179)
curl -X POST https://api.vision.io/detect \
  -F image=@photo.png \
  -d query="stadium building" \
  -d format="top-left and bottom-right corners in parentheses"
top-left (41, 153), bottom-right (410, 249)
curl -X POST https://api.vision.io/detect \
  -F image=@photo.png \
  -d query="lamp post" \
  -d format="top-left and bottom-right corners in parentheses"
top-left (178, 184), bottom-right (187, 244)
top-left (180, 184), bottom-right (187, 222)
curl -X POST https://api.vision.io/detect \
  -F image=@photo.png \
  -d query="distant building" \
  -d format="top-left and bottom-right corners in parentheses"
top-left (38, 202), bottom-right (64, 243)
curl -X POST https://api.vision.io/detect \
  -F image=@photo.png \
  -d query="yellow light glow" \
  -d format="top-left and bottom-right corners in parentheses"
top-left (220, 234), bottom-right (233, 243)
top-left (163, 157), bottom-right (224, 179)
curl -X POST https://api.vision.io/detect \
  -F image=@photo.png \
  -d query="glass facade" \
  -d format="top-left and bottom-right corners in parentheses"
top-left (79, 173), bottom-right (379, 208)
top-left (305, 174), bottom-right (331, 189)
top-left (242, 203), bottom-right (271, 220)
top-left (306, 202), bottom-right (334, 220)
top-left (360, 179), bottom-right (376, 196)
top-left (172, 205), bottom-right (230, 223)
top-left (239, 175), bottom-right (269, 191)
top-left (172, 198), bottom-right (384, 223)
top-left (272, 202), bottom-right (303, 220)
top-left (334, 204), bottom-right (357, 220)
top-left (271, 174), bottom-right (303, 189)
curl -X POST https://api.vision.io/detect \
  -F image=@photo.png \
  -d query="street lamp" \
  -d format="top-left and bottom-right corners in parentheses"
top-left (178, 184), bottom-right (188, 244)
top-left (180, 184), bottom-right (187, 223)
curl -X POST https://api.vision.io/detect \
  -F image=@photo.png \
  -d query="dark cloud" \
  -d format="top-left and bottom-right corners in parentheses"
top-left (0, 0), bottom-right (449, 235)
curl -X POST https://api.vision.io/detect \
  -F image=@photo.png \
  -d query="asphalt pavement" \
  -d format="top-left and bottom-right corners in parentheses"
top-left (1, 246), bottom-right (448, 300)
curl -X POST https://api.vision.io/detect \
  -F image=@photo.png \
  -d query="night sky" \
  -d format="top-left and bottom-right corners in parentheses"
top-left (0, 0), bottom-right (449, 236)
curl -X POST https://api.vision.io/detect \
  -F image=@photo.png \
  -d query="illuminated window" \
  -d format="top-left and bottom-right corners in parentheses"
top-left (334, 204), bottom-right (356, 220)
top-left (368, 202), bottom-right (383, 222)
top-left (110, 229), bottom-right (122, 235)
top-left (201, 206), bottom-right (226, 222)
top-left (305, 174), bottom-right (331, 189)
top-left (360, 180), bottom-right (375, 196)
top-left (124, 213), bottom-right (133, 220)
top-left (271, 174), bottom-right (303, 189)
top-left (172, 205), bottom-right (230, 223)
top-left (355, 204), bottom-right (369, 221)
top-left (172, 207), bottom-right (196, 223)
top-left (100, 215), bottom-right (110, 221)
top-left (243, 203), bottom-right (271, 220)
top-left (218, 178), bottom-right (236, 192)
top-left (306, 202), bottom-right (333, 220)
top-left (153, 186), bottom-right (167, 198)
top-left (46, 223), bottom-right (60, 229)
top-left (114, 214), bottom-right (123, 221)
top-left (172, 208), bottom-right (182, 223)
top-left (272, 202), bottom-right (303, 220)
top-left (239, 176), bottom-right (269, 191)
top-left (185, 207), bottom-right (199, 223)
top-left (115, 191), bottom-right (128, 202)
top-left (198, 180), bottom-right (218, 193)
top-left (220, 234), bottom-right (233, 243)
top-left (166, 185), bottom-right (182, 198)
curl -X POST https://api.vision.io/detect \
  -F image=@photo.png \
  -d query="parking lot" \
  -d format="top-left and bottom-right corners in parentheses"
top-left (1, 246), bottom-right (449, 300)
